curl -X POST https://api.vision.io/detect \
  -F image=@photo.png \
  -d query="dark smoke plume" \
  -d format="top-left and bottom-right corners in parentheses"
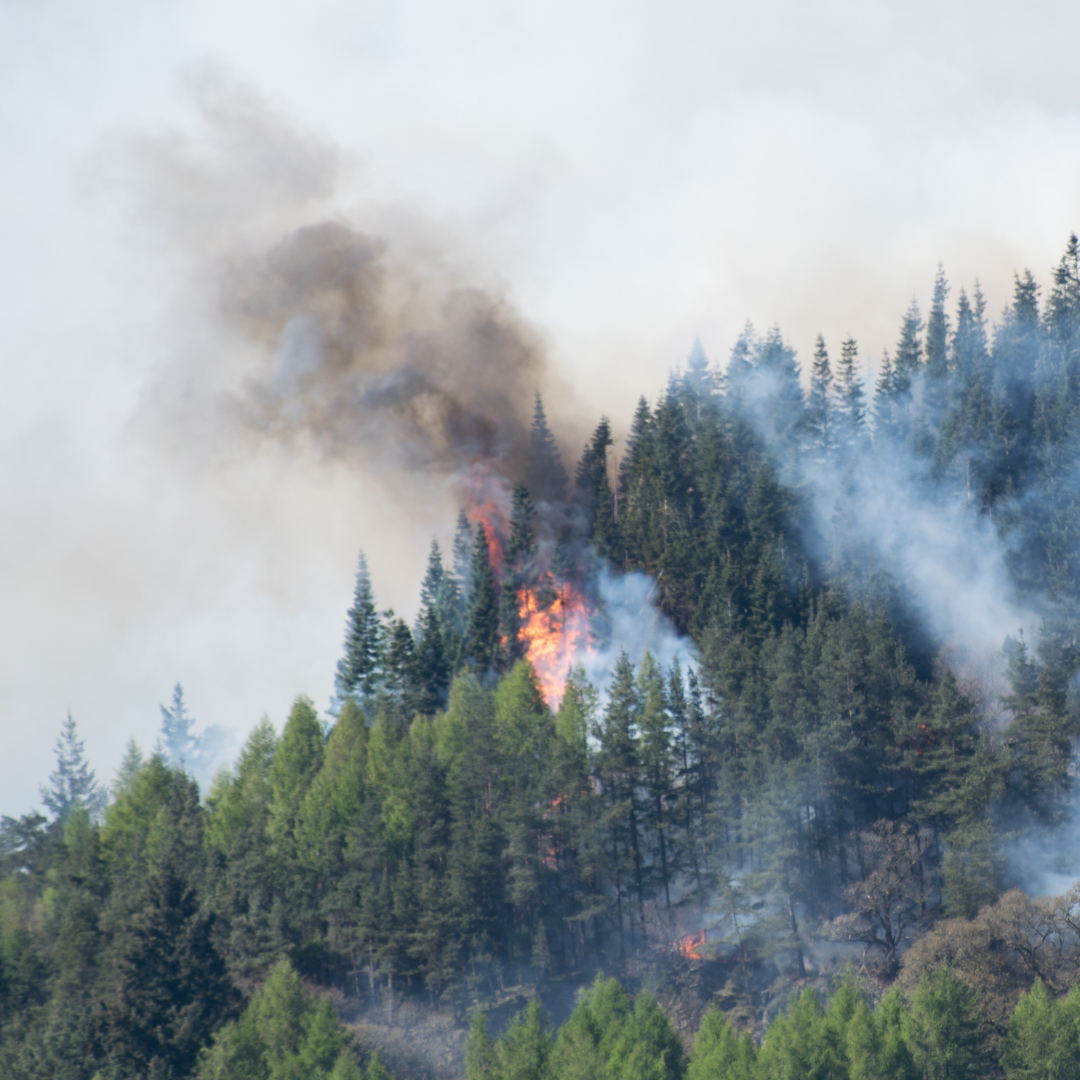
top-left (221, 219), bottom-right (557, 481)
top-left (118, 71), bottom-right (582, 495)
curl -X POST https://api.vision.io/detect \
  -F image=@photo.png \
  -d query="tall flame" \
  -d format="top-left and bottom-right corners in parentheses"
top-left (518, 576), bottom-right (590, 709)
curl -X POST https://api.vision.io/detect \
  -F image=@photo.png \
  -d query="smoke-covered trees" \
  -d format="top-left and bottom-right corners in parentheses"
top-left (11, 239), bottom-right (1080, 1078)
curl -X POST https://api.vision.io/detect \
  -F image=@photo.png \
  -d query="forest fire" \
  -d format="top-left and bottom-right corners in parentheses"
top-left (462, 460), bottom-right (511, 577)
top-left (672, 930), bottom-right (706, 960)
top-left (518, 577), bottom-right (590, 708)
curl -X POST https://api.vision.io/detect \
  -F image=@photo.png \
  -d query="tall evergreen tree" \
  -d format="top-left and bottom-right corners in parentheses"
top-left (527, 394), bottom-right (569, 504)
top-left (806, 334), bottom-right (834, 457)
top-left (893, 299), bottom-right (924, 394)
top-left (41, 713), bottom-right (105, 823)
top-left (335, 551), bottom-right (380, 710)
top-left (499, 483), bottom-right (536, 670)
top-left (465, 529), bottom-right (500, 674)
top-left (835, 336), bottom-right (867, 444)
top-left (925, 264), bottom-right (951, 381)
top-left (159, 683), bottom-right (197, 770)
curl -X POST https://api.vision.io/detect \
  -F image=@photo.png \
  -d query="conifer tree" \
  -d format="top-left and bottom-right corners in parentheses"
top-left (335, 551), bottom-right (380, 710)
top-left (595, 652), bottom-right (645, 939)
top-left (904, 963), bottom-right (989, 1080)
top-left (159, 683), bottom-right (197, 770)
top-left (835, 336), bottom-right (867, 444)
top-left (806, 334), bottom-right (834, 457)
top-left (925, 264), bottom-right (951, 380)
top-left (464, 529), bottom-right (500, 674)
top-left (413, 605), bottom-right (450, 714)
top-left (453, 511), bottom-right (475, 612)
top-left (527, 393), bottom-right (569, 504)
top-left (498, 483), bottom-right (536, 669)
top-left (415, 539), bottom-right (446, 636)
top-left (576, 418), bottom-right (620, 563)
top-left (41, 713), bottom-right (105, 823)
top-left (893, 300), bottom-right (924, 394)
top-left (638, 652), bottom-right (675, 906)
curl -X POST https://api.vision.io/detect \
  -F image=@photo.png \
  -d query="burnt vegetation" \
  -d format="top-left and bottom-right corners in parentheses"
top-left (8, 240), bottom-right (1080, 1077)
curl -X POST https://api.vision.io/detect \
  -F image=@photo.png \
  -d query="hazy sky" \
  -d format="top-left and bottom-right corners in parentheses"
top-left (3, 0), bottom-right (1080, 814)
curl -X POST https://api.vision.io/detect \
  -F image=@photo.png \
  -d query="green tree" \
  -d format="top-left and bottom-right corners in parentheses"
top-left (465, 529), bottom-right (500, 674)
top-left (903, 964), bottom-right (989, 1080)
top-left (336, 552), bottom-right (381, 710)
top-left (41, 713), bottom-right (105, 823)
top-left (196, 959), bottom-right (357, 1080)
top-left (1002, 979), bottom-right (1080, 1080)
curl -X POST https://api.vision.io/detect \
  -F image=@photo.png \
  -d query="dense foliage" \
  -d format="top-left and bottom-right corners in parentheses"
top-left (6, 239), bottom-right (1080, 1076)
top-left (469, 968), bottom-right (1080, 1080)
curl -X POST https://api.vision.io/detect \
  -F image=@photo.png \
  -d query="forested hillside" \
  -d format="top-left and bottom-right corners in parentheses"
top-left (5, 239), bottom-right (1080, 1078)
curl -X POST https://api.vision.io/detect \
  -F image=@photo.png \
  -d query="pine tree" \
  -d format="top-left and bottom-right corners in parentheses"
top-left (893, 300), bottom-right (924, 394)
top-left (335, 551), bottom-right (381, 710)
top-left (806, 334), bottom-right (834, 457)
top-left (638, 652), bottom-right (675, 906)
top-left (104, 774), bottom-right (235, 1080)
top-left (415, 539), bottom-right (446, 636)
top-left (159, 683), bottom-right (197, 770)
top-left (527, 393), bottom-right (569, 504)
top-left (413, 605), bottom-right (450, 714)
top-left (453, 511), bottom-right (475, 612)
top-left (834, 337), bottom-right (866, 447)
top-left (41, 713), bottom-right (105, 823)
top-left (499, 483), bottom-right (536, 669)
top-left (595, 652), bottom-right (645, 940)
top-left (925, 264), bottom-right (951, 380)
top-left (464, 529), bottom-right (500, 674)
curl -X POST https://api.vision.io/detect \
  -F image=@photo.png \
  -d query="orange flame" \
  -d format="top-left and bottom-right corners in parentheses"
top-left (462, 460), bottom-right (510, 576)
top-left (518, 576), bottom-right (590, 709)
top-left (672, 930), bottom-right (706, 960)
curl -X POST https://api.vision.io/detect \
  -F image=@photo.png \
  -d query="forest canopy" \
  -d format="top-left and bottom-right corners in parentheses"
top-left (6, 239), bottom-right (1080, 1078)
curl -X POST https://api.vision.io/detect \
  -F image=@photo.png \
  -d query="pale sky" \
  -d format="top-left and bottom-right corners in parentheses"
top-left (3, 0), bottom-right (1080, 814)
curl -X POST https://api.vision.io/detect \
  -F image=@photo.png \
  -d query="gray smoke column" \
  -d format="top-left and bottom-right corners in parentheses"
top-left (220, 219), bottom-right (551, 479)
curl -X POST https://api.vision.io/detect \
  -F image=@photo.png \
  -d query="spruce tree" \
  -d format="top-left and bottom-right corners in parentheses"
top-left (335, 551), bottom-right (380, 710)
top-left (893, 299), bottom-right (924, 394)
top-left (41, 713), bottom-right (105, 823)
top-left (498, 483), bottom-right (536, 669)
top-left (835, 336), bottom-right (866, 445)
top-left (413, 605), bottom-right (450, 714)
top-left (452, 511), bottom-right (475, 611)
top-left (527, 393), bottom-right (569, 504)
top-left (415, 539), bottom-right (446, 636)
top-left (806, 334), bottom-right (834, 457)
top-left (925, 264), bottom-right (951, 380)
top-left (464, 529), bottom-right (500, 674)
top-left (159, 683), bottom-right (197, 770)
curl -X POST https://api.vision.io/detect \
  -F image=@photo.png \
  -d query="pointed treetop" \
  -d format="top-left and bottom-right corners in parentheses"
top-left (527, 393), bottom-right (569, 504)
top-left (335, 550), bottom-right (380, 709)
top-left (41, 712), bottom-right (106, 822)
top-left (416, 539), bottom-right (445, 632)
top-left (452, 511), bottom-right (475, 608)
top-left (160, 683), bottom-right (197, 769)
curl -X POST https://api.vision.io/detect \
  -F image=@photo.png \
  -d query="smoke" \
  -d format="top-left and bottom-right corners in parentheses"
top-left (115, 70), bottom-right (582, 498)
top-left (220, 220), bottom-right (553, 479)
top-left (580, 568), bottom-right (698, 695)
top-left (727, 332), bottom-right (1041, 670)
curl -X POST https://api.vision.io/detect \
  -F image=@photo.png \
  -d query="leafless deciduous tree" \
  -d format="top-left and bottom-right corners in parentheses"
top-left (824, 820), bottom-right (933, 976)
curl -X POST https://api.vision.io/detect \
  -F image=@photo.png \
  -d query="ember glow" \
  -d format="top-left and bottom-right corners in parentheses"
top-left (518, 577), bottom-right (590, 709)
